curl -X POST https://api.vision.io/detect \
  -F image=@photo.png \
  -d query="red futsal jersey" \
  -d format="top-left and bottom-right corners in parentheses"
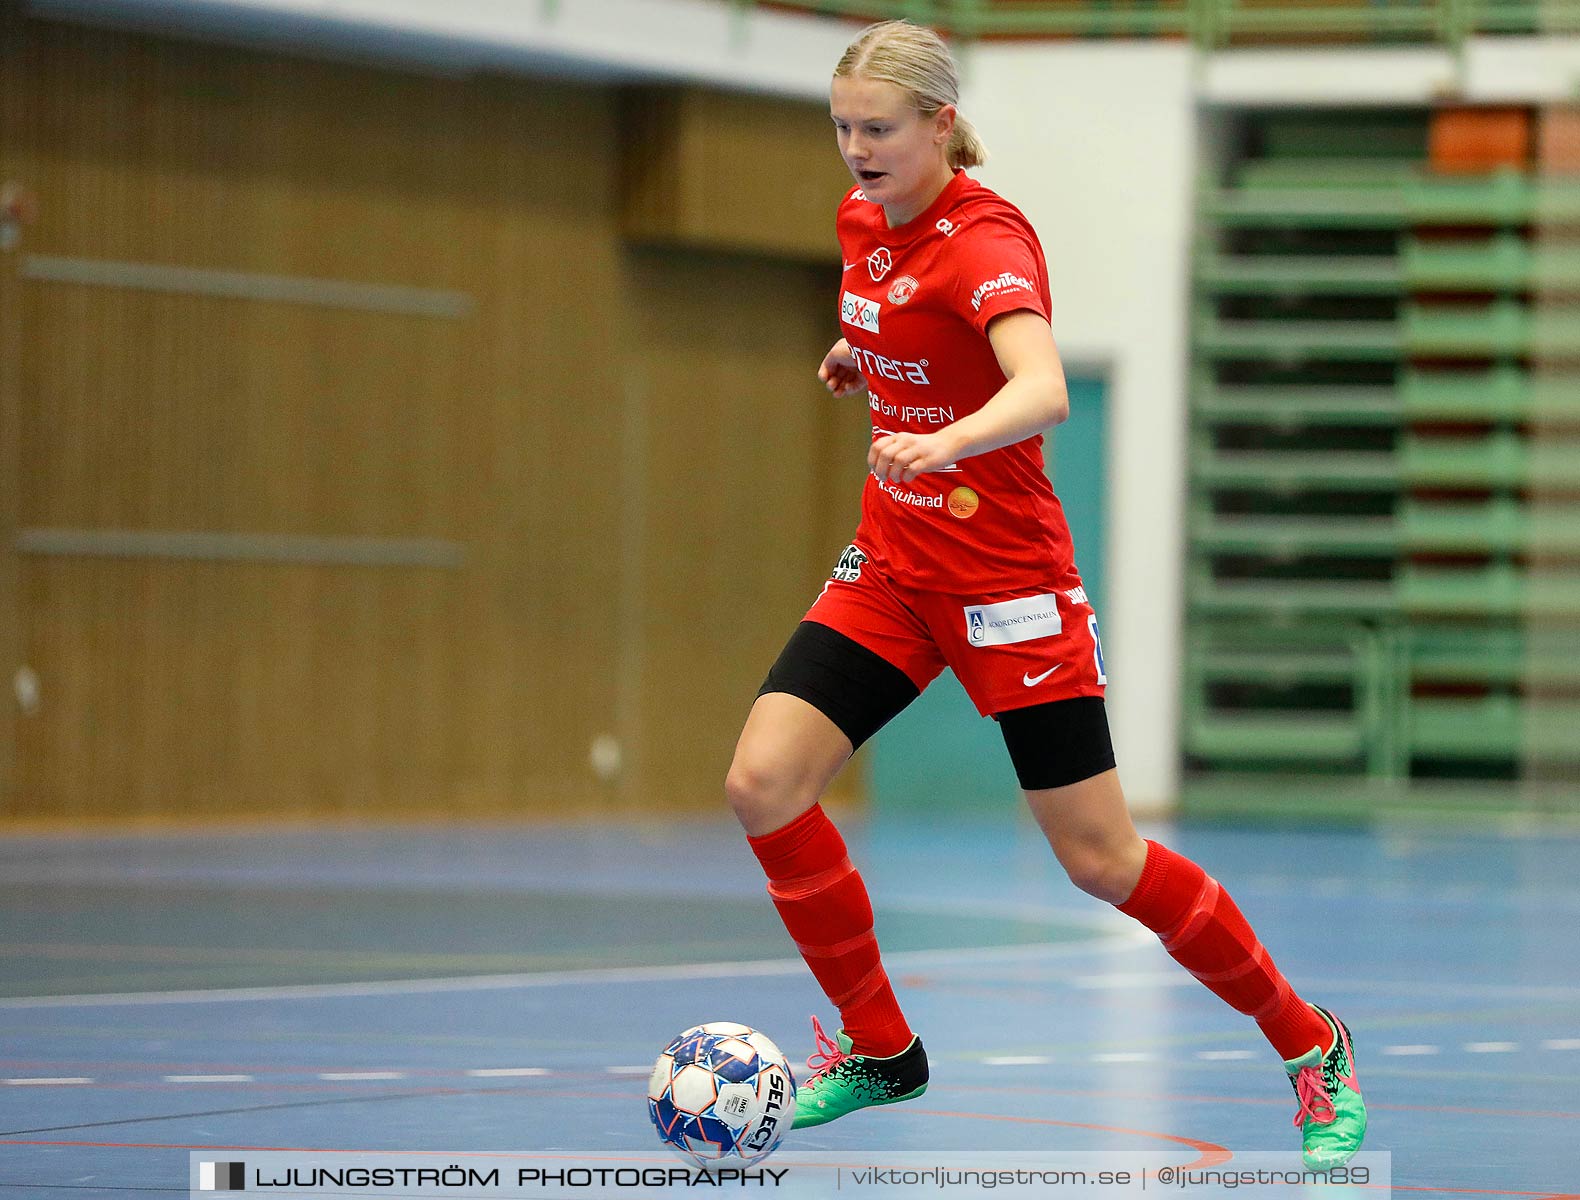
top-left (837, 169), bottom-right (1070, 593)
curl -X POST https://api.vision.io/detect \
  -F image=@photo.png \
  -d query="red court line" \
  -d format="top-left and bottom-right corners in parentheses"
top-left (909, 1108), bottom-right (1231, 1168)
top-left (8, 1070), bottom-right (1574, 1123)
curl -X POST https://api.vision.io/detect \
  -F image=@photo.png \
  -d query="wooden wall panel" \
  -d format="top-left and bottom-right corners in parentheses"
top-left (621, 88), bottom-right (853, 262)
top-left (1, 19), bottom-right (862, 822)
top-left (0, 4), bottom-right (23, 806)
top-left (620, 249), bottom-right (863, 810)
top-left (0, 7), bottom-right (21, 806)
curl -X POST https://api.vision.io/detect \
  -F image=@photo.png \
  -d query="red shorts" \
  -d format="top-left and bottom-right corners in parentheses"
top-left (805, 543), bottom-right (1107, 718)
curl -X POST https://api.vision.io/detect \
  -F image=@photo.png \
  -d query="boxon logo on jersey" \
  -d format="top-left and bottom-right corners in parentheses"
top-left (841, 291), bottom-right (881, 334)
top-left (963, 594), bottom-right (1063, 646)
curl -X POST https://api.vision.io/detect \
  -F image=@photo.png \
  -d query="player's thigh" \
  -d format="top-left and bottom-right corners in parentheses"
top-left (728, 616), bottom-right (927, 836)
top-left (726, 690), bottom-right (855, 837)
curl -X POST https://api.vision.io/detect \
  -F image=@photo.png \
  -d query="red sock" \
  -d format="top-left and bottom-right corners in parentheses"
top-left (1117, 840), bottom-right (1332, 1062)
top-left (747, 804), bottom-right (913, 1057)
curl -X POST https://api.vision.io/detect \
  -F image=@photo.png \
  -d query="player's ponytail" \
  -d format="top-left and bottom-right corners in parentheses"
top-left (834, 19), bottom-right (988, 170)
top-left (947, 114), bottom-right (987, 171)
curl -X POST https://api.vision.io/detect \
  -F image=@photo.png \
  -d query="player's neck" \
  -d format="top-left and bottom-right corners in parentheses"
top-left (883, 163), bottom-right (956, 229)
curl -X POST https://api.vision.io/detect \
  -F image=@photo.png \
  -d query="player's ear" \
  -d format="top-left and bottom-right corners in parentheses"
top-left (934, 103), bottom-right (957, 147)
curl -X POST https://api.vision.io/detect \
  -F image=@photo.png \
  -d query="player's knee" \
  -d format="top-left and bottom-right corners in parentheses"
top-left (723, 754), bottom-right (798, 827)
top-left (1055, 840), bottom-right (1143, 905)
top-left (722, 757), bottom-right (766, 819)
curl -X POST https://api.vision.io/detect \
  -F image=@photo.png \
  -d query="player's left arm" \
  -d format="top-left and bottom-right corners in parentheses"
top-left (868, 310), bottom-right (1069, 484)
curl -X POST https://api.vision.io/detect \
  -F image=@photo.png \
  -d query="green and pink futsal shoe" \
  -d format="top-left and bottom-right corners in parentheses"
top-left (1285, 1004), bottom-right (1367, 1170)
top-left (791, 1016), bottom-right (929, 1129)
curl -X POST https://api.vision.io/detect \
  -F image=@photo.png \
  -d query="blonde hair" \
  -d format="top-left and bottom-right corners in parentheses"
top-left (834, 19), bottom-right (987, 170)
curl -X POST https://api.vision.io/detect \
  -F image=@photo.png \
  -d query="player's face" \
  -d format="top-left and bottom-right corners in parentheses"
top-left (830, 76), bottom-right (954, 222)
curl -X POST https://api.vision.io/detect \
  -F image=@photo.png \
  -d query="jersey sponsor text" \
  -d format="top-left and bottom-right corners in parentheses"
top-left (841, 291), bottom-right (881, 333)
top-left (849, 345), bottom-right (931, 385)
top-left (878, 480), bottom-right (943, 509)
top-left (970, 271), bottom-right (1036, 311)
top-left (868, 393), bottom-right (955, 425)
top-left (962, 593), bottom-right (1064, 647)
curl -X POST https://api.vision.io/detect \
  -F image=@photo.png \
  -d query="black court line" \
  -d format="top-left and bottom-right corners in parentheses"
top-left (0, 1087), bottom-right (470, 1138)
top-left (0, 1186), bottom-right (183, 1195)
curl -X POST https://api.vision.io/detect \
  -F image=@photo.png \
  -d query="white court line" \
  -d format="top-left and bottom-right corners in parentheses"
top-left (1297, 978), bottom-right (1580, 1001)
top-left (1464, 1042), bottom-right (1517, 1054)
top-left (1381, 1045), bottom-right (1441, 1056)
top-left (466, 1068), bottom-right (549, 1078)
top-left (1196, 1050), bottom-right (1256, 1061)
top-left (883, 897), bottom-right (1145, 936)
top-left (319, 1071), bottom-right (406, 1081)
top-left (1091, 1052), bottom-right (1151, 1063)
top-left (1543, 1038), bottom-right (1580, 1050)
top-left (983, 1056), bottom-right (1052, 1066)
top-left (0, 939), bottom-right (1138, 1010)
top-left (1074, 973), bottom-right (1197, 990)
top-left (164, 1074), bottom-right (255, 1082)
top-left (605, 1066), bottom-right (652, 1076)
top-left (5, 1077), bottom-right (94, 1085)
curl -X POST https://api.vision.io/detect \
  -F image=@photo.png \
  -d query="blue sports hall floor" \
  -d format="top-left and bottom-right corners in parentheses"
top-left (1, 811), bottom-right (1577, 1197)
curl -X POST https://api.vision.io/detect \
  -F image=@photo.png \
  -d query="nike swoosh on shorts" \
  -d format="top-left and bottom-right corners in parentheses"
top-left (1022, 665), bottom-right (1062, 687)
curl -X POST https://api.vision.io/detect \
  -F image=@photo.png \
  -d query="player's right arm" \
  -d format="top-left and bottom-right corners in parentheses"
top-left (818, 338), bottom-right (867, 397)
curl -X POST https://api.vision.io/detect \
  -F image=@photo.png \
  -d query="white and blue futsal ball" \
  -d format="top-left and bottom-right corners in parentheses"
top-left (647, 1022), bottom-right (795, 1167)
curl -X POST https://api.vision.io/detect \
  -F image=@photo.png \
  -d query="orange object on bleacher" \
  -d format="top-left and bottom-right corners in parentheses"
top-left (1429, 107), bottom-right (1531, 174)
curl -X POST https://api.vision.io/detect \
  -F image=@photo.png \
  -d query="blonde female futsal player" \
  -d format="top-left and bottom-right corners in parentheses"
top-left (723, 19), bottom-right (1367, 1171)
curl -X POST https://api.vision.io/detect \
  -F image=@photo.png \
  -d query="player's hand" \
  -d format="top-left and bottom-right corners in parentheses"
top-left (818, 339), bottom-right (866, 397)
top-left (869, 431), bottom-right (959, 485)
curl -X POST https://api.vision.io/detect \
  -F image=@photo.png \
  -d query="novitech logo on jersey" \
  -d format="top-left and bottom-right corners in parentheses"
top-left (848, 345), bottom-right (931, 385)
top-left (867, 247), bottom-right (893, 282)
top-left (840, 291), bottom-right (881, 334)
top-left (970, 271), bottom-right (1036, 311)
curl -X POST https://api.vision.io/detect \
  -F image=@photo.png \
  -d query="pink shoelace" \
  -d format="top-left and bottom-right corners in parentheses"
top-left (1290, 1064), bottom-right (1337, 1128)
top-left (804, 1015), bottom-right (849, 1084)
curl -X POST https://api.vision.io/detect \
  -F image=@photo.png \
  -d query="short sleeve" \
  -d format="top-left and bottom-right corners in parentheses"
top-left (953, 217), bottom-right (1050, 336)
top-left (835, 186), bottom-right (866, 265)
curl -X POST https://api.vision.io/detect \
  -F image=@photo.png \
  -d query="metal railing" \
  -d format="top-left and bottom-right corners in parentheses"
top-left (740, 0), bottom-right (1580, 47)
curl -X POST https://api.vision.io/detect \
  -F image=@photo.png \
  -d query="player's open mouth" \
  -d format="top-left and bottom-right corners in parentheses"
top-left (859, 170), bottom-right (886, 183)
